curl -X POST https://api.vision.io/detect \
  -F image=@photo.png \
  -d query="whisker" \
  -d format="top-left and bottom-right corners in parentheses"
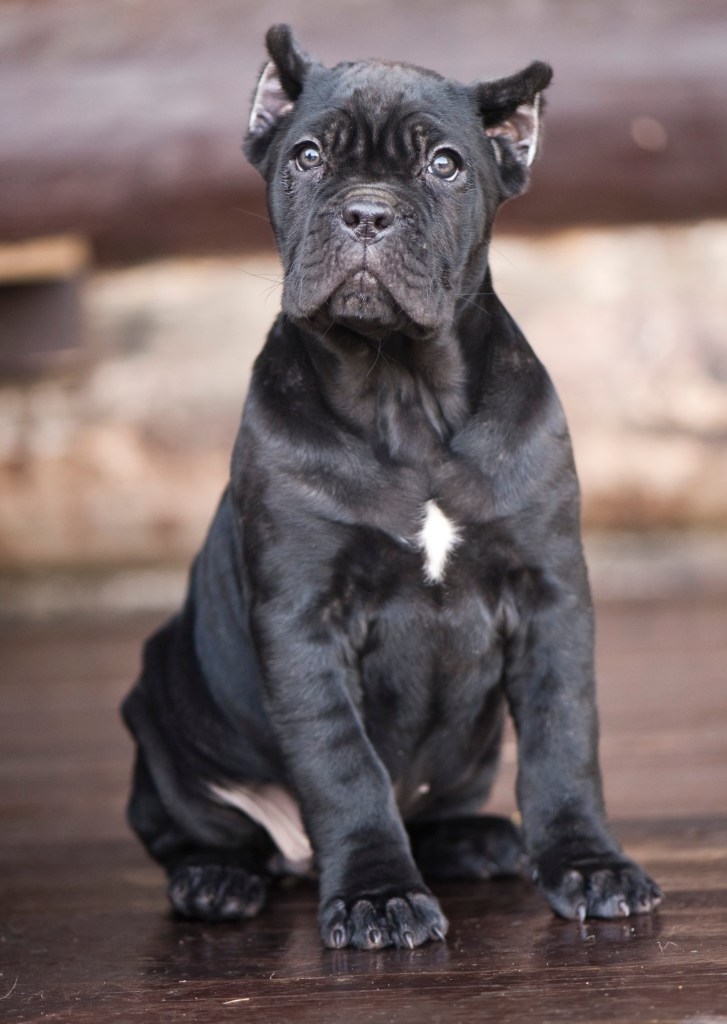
top-left (229, 207), bottom-right (273, 226)
top-left (489, 242), bottom-right (520, 271)
top-left (234, 266), bottom-right (284, 286)
top-left (364, 341), bottom-right (384, 380)
top-left (459, 292), bottom-right (495, 318)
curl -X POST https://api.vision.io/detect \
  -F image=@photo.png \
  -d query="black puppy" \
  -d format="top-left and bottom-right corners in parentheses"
top-left (122, 25), bottom-right (662, 950)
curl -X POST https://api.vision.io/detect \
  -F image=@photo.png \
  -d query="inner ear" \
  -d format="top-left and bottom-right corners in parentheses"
top-left (485, 98), bottom-right (542, 168)
top-left (475, 60), bottom-right (552, 172)
top-left (248, 61), bottom-right (295, 135)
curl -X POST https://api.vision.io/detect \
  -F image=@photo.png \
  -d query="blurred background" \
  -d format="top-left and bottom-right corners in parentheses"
top-left (1, 0), bottom-right (726, 618)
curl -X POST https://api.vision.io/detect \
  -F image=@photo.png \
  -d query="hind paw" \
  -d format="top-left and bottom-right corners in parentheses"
top-left (409, 815), bottom-right (528, 881)
top-left (167, 864), bottom-right (267, 922)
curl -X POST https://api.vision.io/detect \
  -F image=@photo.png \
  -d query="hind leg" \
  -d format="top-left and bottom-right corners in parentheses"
top-left (127, 748), bottom-right (275, 922)
top-left (408, 815), bottom-right (529, 881)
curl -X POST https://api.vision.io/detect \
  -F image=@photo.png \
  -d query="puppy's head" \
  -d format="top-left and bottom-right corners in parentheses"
top-left (245, 26), bottom-right (552, 343)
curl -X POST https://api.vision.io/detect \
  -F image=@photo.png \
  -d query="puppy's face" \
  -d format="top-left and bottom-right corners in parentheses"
top-left (246, 27), bottom-right (551, 342)
top-left (257, 65), bottom-right (495, 341)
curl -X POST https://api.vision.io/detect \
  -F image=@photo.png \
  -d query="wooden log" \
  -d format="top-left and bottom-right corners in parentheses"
top-left (0, 235), bottom-right (89, 284)
top-left (0, 235), bottom-right (90, 375)
top-left (0, 0), bottom-right (726, 263)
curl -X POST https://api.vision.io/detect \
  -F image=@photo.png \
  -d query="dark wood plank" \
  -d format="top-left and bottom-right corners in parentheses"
top-left (1, 822), bottom-right (726, 1024)
top-left (1, 597), bottom-right (726, 1022)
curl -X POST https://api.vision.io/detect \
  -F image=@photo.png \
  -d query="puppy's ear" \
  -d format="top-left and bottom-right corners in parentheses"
top-left (474, 61), bottom-right (553, 198)
top-left (245, 25), bottom-right (314, 169)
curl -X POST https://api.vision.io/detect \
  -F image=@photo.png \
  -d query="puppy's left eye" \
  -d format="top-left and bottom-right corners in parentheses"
top-left (427, 149), bottom-right (461, 181)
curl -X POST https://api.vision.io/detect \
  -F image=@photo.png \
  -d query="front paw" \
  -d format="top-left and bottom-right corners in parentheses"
top-left (535, 851), bottom-right (663, 922)
top-left (320, 889), bottom-right (448, 950)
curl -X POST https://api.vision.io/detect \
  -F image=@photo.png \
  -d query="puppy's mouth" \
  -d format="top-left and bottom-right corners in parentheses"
top-left (282, 240), bottom-right (451, 342)
top-left (326, 270), bottom-right (407, 337)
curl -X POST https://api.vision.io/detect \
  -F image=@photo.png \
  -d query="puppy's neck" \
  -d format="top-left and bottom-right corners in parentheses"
top-left (299, 322), bottom-right (467, 460)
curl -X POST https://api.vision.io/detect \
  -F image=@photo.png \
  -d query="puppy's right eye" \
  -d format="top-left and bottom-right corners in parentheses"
top-left (295, 143), bottom-right (323, 171)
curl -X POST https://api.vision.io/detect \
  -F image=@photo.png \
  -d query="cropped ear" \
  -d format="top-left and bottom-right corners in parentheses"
top-left (474, 61), bottom-right (553, 198)
top-left (245, 25), bottom-right (315, 168)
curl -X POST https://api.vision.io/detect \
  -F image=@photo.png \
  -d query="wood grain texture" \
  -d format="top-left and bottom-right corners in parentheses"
top-left (1, 596), bottom-right (726, 1023)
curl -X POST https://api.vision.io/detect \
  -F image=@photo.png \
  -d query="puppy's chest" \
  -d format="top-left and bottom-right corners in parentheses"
top-left (364, 476), bottom-right (487, 591)
top-left (354, 444), bottom-right (486, 589)
top-left (340, 490), bottom-right (500, 612)
top-left (388, 467), bottom-right (481, 587)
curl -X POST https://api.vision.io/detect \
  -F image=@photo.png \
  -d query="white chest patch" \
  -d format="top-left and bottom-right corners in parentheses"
top-left (418, 500), bottom-right (462, 584)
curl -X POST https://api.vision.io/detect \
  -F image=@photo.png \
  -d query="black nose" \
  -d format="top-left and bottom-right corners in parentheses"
top-left (341, 196), bottom-right (396, 241)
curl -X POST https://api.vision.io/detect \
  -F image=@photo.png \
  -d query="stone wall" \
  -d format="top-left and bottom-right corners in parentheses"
top-left (491, 222), bottom-right (727, 529)
top-left (1, 221), bottom-right (725, 575)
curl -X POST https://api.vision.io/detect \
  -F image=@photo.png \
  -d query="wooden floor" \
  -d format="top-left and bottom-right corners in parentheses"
top-left (1, 594), bottom-right (726, 1023)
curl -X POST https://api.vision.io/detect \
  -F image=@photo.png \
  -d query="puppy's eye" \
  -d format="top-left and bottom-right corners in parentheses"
top-left (295, 143), bottom-right (323, 171)
top-left (428, 149), bottom-right (461, 181)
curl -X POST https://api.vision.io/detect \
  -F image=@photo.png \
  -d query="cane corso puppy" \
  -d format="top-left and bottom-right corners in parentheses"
top-left (122, 25), bottom-right (662, 950)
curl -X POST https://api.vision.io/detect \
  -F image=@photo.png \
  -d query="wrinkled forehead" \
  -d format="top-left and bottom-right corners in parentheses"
top-left (295, 59), bottom-right (475, 143)
top-left (332, 59), bottom-right (449, 98)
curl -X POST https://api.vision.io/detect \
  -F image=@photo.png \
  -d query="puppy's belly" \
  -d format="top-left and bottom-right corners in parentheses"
top-left (209, 781), bottom-right (313, 875)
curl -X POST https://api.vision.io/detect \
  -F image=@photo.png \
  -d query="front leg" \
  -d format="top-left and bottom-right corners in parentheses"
top-left (254, 605), bottom-right (448, 950)
top-left (505, 571), bottom-right (662, 921)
